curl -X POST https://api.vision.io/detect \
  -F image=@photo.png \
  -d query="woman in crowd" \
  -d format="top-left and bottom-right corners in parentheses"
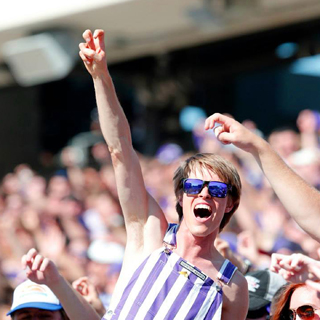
top-left (271, 283), bottom-right (320, 320)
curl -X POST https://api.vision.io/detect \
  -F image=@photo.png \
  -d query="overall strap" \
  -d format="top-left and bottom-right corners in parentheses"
top-left (217, 259), bottom-right (237, 285)
top-left (163, 223), bottom-right (179, 247)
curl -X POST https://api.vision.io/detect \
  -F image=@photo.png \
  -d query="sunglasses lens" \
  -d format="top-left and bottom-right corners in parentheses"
top-left (183, 179), bottom-right (204, 195)
top-left (208, 182), bottom-right (228, 198)
top-left (297, 305), bottom-right (315, 319)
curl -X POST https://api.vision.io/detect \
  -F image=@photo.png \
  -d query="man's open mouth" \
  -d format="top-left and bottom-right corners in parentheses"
top-left (194, 204), bottom-right (212, 219)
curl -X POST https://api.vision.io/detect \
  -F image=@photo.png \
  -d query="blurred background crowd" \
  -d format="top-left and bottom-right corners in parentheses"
top-left (0, 106), bottom-right (319, 318)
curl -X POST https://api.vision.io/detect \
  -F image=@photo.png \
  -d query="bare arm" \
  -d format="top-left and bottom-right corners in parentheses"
top-left (79, 30), bottom-right (167, 254)
top-left (205, 113), bottom-right (320, 242)
top-left (22, 249), bottom-right (100, 320)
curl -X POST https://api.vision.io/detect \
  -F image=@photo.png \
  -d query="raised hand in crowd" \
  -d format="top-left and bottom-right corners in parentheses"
top-left (297, 109), bottom-right (320, 149)
top-left (79, 27), bottom-right (167, 265)
top-left (22, 248), bottom-right (61, 286)
top-left (21, 248), bottom-right (100, 320)
top-left (205, 113), bottom-right (320, 243)
top-left (270, 252), bottom-right (320, 283)
top-left (236, 230), bottom-right (273, 270)
top-left (215, 237), bottom-right (253, 275)
top-left (72, 276), bottom-right (106, 317)
top-left (80, 30), bottom-right (248, 320)
top-left (79, 29), bottom-right (107, 76)
top-left (36, 221), bottom-right (67, 261)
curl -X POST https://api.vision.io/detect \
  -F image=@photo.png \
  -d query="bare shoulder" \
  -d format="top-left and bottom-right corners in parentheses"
top-left (223, 270), bottom-right (248, 303)
top-left (222, 270), bottom-right (248, 320)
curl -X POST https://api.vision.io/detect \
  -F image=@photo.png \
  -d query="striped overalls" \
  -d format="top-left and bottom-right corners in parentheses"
top-left (103, 224), bottom-right (237, 320)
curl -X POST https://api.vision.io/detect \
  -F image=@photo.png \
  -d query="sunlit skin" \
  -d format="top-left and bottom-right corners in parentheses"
top-left (12, 308), bottom-right (63, 320)
top-left (290, 286), bottom-right (320, 320)
top-left (180, 168), bottom-right (233, 237)
top-left (176, 167), bottom-right (233, 263)
top-left (76, 30), bottom-right (249, 320)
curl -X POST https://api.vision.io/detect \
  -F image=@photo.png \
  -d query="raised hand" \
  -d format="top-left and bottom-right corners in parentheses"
top-left (79, 29), bottom-right (107, 76)
top-left (204, 113), bottom-right (264, 154)
top-left (270, 252), bottom-right (320, 283)
top-left (72, 276), bottom-right (97, 300)
top-left (237, 231), bottom-right (260, 266)
top-left (215, 237), bottom-right (253, 275)
top-left (296, 109), bottom-right (320, 149)
top-left (72, 277), bottom-right (106, 317)
top-left (37, 222), bottom-right (66, 261)
top-left (21, 248), bottom-right (61, 286)
top-left (215, 237), bottom-right (234, 261)
top-left (297, 109), bottom-right (320, 134)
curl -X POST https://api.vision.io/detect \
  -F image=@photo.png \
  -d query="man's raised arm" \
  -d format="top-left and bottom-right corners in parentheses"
top-left (205, 113), bottom-right (320, 243)
top-left (79, 29), bottom-right (166, 253)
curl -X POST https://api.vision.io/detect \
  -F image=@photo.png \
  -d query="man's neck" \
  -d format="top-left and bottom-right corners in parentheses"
top-left (174, 222), bottom-right (220, 263)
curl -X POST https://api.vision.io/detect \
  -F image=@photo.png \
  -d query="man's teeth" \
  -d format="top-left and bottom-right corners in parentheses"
top-left (195, 204), bottom-right (211, 212)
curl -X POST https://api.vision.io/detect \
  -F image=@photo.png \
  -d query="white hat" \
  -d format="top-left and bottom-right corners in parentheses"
top-left (87, 240), bottom-right (124, 264)
top-left (7, 280), bottom-right (62, 316)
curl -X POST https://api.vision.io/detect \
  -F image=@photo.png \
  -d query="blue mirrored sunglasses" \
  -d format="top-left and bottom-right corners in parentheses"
top-left (183, 178), bottom-right (232, 198)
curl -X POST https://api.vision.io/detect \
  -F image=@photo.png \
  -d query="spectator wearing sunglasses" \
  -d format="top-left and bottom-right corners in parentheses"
top-left (271, 283), bottom-right (320, 320)
top-left (205, 113), bottom-right (320, 244)
top-left (79, 29), bottom-right (248, 320)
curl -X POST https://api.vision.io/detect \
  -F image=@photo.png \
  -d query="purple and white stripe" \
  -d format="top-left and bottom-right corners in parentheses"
top-left (163, 223), bottom-right (178, 247)
top-left (217, 259), bottom-right (237, 285)
top-left (105, 251), bottom-right (228, 319)
top-left (102, 224), bottom-right (237, 320)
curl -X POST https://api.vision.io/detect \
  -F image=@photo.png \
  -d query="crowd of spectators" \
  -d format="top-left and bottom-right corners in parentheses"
top-left (0, 107), bottom-right (319, 319)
